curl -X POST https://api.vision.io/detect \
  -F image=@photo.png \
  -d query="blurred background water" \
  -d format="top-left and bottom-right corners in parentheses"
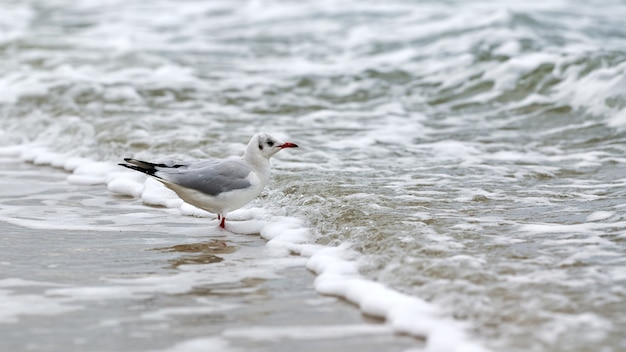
top-left (1, 0), bottom-right (625, 351)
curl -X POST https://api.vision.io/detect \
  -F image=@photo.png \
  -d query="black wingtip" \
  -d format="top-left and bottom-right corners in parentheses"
top-left (119, 158), bottom-right (184, 178)
top-left (118, 161), bottom-right (158, 177)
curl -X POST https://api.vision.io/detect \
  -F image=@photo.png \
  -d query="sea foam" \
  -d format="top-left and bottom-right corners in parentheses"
top-left (0, 144), bottom-right (486, 352)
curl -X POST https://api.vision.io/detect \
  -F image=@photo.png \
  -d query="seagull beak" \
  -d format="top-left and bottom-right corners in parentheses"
top-left (279, 142), bottom-right (298, 149)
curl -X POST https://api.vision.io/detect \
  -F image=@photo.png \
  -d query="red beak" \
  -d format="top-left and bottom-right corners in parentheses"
top-left (279, 142), bottom-right (298, 148)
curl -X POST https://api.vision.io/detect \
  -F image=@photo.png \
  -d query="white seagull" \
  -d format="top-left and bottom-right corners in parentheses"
top-left (119, 132), bottom-right (298, 229)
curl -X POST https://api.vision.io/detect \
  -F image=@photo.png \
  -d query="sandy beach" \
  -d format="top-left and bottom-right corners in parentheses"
top-left (0, 159), bottom-right (420, 352)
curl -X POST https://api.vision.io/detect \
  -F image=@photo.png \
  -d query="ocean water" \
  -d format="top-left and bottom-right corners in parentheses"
top-left (1, 0), bottom-right (625, 351)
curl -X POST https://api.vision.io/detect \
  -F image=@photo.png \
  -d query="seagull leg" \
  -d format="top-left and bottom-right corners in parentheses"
top-left (217, 214), bottom-right (221, 220)
top-left (219, 216), bottom-right (226, 229)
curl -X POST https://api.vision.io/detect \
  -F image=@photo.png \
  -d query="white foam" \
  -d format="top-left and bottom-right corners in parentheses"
top-left (306, 244), bottom-right (486, 352)
top-left (0, 3), bottom-right (33, 45)
top-left (519, 221), bottom-right (626, 236)
top-left (103, 85), bottom-right (144, 104)
top-left (0, 146), bottom-right (485, 351)
top-left (538, 313), bottom-right (613, 346)
top-left (151, 337), bottom-right (237, 352)
top-left (607, 108), bottom-right (626, 129)
top-left (558, 250), bottom-right (621, 267)
top-left (0, 145), bottom-right (26, 157)
top-left (555, 60), bottom-right (626, 126)
top-left (0, 287), bottom-right (81, 324)
top-left (586, 211), bottom-right (615, 222)
top-left (106, 172), bottom-right (145, 198)
top-left (68, 162), bottom-right (120, 185)
top-left (63, 157), bottom-right (97, 172)
top-left (260, 217), bottom-right (314, 255)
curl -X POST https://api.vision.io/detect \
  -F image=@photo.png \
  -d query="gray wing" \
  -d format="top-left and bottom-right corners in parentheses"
top-left (156, 159), bottom-right (253, 196)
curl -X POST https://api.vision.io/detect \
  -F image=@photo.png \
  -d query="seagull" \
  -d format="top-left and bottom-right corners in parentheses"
top-left (119, 132), bottom-right (298, 229)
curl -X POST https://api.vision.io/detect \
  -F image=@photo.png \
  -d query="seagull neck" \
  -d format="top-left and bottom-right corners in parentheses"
top-left (243, 151), bottom-right (271, 179)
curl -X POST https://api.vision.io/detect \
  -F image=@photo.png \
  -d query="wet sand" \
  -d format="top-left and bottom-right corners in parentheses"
top-left (0, 159), bottom-right (421, 352)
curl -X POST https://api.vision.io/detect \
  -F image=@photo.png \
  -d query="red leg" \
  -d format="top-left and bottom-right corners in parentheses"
top-left (217, 214), bottom-right (221, 220)
top-left (219, 216), bottom-right (226, 229)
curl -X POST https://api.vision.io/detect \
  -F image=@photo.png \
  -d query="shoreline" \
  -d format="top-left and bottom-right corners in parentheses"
top-left (0, 158), bottom-right (421, 352)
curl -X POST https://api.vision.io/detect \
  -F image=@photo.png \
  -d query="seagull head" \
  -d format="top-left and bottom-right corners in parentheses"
top-left (248, 132), bottom-right (298, 159)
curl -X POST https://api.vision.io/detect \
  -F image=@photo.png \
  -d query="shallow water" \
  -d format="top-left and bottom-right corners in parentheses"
top-left (1, 0), bottom-right (626, 351)
top-left (0, 160), bottom-right (420, 352)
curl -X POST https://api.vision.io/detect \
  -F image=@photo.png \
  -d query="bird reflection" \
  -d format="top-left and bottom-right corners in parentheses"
top-left (153, 239), bottom-right (236, 268)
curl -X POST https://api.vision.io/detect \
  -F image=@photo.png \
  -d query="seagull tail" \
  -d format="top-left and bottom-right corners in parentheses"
top-left (118, 158), bottom-right (161, 178)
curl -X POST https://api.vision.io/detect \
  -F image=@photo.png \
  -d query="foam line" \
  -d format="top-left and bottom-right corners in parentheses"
top-left (0, 145), bottom-right (486, 352)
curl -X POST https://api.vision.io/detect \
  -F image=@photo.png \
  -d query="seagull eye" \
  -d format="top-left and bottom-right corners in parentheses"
top-left (267, 141), bottom-right (275, 147)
